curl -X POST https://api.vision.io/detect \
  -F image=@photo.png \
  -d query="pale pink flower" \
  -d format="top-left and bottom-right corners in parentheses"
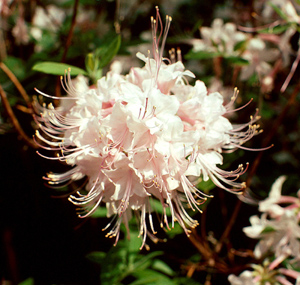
top-left (240, 38), bottom-right (280, 81)
top-left (193, 18), bottom-right (248, 56)
top-left (243, 177), bottom-right (300, 262)
top-left (34, 8), bottom-right (261, 247)
top-left (229, 261), bottom-right (300, 285)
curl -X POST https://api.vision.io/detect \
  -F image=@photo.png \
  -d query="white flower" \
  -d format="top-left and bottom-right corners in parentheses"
top-left (229, 263), bottom-right (300, 285)
top-left (12, 17), bottom-right (29, 45)
top-left (30, 4), bottom-right (66, 52)
top-left (259, 175), bottom-right (287, 217)
top-left (31, 5), bottom-right (66, 39)
top-left (244, 210), bottom-right (300, 260)
top-left (193, 18), bottom-right (248, 56)
top-left (240, 38), bottom-right (280, 81)
top-left (228, 270), bottom-right (257, 285)
top-left (34, 8), bottom-right (260, 247)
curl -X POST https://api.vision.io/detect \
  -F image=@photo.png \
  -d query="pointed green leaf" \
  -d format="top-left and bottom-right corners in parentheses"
top-left (151, 259), bottom-right (175, 276)
top-left (258, 24), bottom-right (290, 34)
top-left (185, 50), bottom-right (222, 60)
top-left (96, 34), bottom-right (121, 69)
top-left (131, 269), bottom-right (176, 285)
top-left (226, 56), bottom-right (249, 66)
top-left (86, 251), bottom-right (107, 264)
top-left (32, 62), bottom-right (87, 76)
top-left (18, 278), bottom-right (34, 285)
top-left (268, 2), bottom-right (288, 21)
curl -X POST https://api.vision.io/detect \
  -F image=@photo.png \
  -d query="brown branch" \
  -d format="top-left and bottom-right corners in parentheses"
top-left (0, 62), bottom-right (31, 108)
top-left (0, 84), bottom-right (38, 149)
top-left (61, 0), bottom-right (79, 63)
top-left (55, 0), bottom-right (80, 98)
top-left (215, 199), bottom-right (242, 254)
top-left (189, 228), bottom-right (212, 260)
top-left (114, 0), bottom-right (121, 34)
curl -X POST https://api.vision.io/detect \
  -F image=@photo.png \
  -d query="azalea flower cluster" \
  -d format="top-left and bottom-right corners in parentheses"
top-left (229, 176), bottom-right (300, 284)
top-left (34, 8), bottom-right (259, 247)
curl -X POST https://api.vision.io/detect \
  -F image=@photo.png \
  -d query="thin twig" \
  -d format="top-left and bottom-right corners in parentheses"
top-left (215, 199), bottom-right (242, 254)
top-left (61, 0), bottom-right (79, 63)
top-left (55, 0), bottom-right (80, 98)
top-left (189, 228), bottom-right (212, 260)
top-left (0, 62), bottom-right (31, 108)
top-left (0, 84), bottom-right (38, 149)
top-left (114, 0), bottom-right (121, 34)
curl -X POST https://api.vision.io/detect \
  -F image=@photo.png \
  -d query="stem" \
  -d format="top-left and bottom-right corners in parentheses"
top-left (61, 0), bottom-right (79, 63)
top-left (189, 228), bottom-right (212, 260)
top-left (0, 84), bottom-right (37, 149)
top-left (55, 0), bottom-right (80, 99)
top-left (215, 199), bottom-right (242, 254)
top-left (0, 62), bottom-right (31, 108)
top-left (114, 0), bottom-right (121, 34)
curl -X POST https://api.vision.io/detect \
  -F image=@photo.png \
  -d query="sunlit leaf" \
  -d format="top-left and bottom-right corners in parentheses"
top-left (131, 269), bottom-right (176, 285)
top-left (32, 62), bottom-right (87, 76)
top-left (90, 206), bottom-right (107, 218)
top-left (185, 50), bottom-right (222, 60)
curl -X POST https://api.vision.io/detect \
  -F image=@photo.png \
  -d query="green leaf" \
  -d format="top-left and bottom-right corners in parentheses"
top-left (0, 56), bottom-right (26, 82)
top-left (261, 225), bottom-right (276, 234)
top-left (90, 206), bottom-right (107, 218)
top-left (234, 40), bottom-right (247, 51)
top-left (86, 251), bottom-right (107, 264)
top-left (95, 34), bottom-right (121, 69)
top-left (32, 62), bottom-right (87, 76)
top-left (150, 198), bottom-right (171, 216)
top-left (166, 222), bottom-right (184, 238)
top-left (197, 178), bottom-right (216, 192)
top-left (151, 259), bottom-right (175, 276)
top-left (131, 269), bottom-right (176, 285)
top-left (258, 24), bottom-right (290, 34)
top-left (226, 56), bottom-right (249, 66)
top-left (133, 251), bottom-right (164, 272)
top-left (18, 278), bottom-right (34, 285)
top-left (185, 50), bottom-right (222, 60)
top-left (268, 2), bottom-right (288, 21)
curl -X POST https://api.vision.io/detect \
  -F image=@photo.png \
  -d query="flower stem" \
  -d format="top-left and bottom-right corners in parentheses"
top-left (0, 62), bottom-right (31, 108)
top-left (0, 84), bottom-right (37, 149)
